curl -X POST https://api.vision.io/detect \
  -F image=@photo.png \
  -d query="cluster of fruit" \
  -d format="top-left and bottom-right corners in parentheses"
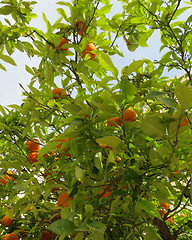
top-left (26, 138), bottom-right (41, 164)
top-left (159, 203), bottom-right (174, 225)
top-left (54, 20), bottom-right (97, 60)
top-left (106, 108), bottom-right (137, 127)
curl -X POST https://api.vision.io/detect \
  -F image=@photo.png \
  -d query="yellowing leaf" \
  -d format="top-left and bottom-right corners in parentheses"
top-left (96, 136), bottom-right (121, 150)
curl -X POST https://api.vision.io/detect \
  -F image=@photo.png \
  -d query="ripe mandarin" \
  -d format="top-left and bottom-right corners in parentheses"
top-left (52, 88), bottom-right (67, 99)
top-left (82, 42), bottom-right (96, 60)
top-left (26, 138), bottom-right (40, 151)
top-left (106, 117), bottom-right (121, 127)
top-left (57, 192), bottom-right (72, 207)
top-left (1, 216), bottom-right (14, 227)
top-left (123, 108), bottom-right (137, 122)
top-left (74, 20), bottom-right (88, 36)
top-left (2, 232), bottom-right (19, 240)
top-left (28, 151), bottom-right (38, 164)
top-left (58, 37), bottom-right (68, 51)
top-left (161, 203), bottom-right (171, 210)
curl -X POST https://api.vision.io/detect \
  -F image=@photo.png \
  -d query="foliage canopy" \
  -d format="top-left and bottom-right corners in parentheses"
top-left (0, 0), bottom-right (192, 239)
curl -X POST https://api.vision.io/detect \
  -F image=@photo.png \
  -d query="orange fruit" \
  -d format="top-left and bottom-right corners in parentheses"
top-left (55, 137), bottom-right (71, 150)
top-left (52, 88), bottom-right (67, 99)
top-left (40, 230), bottom-right (56, 240)
top-left (82, 42), bottom-right (96, 60)
top-left (26, 138), bottom-right (40, 151)
top-left (2, 232), bottom-right (19, 240)
top-left (106, 117), bottom-right (121, 127)
top-left (123, 108), bottom-right (137, 122)
top-left (115, 157), bottom-right (122, 162)
top-left (57, 192), bottom-right (72, 207)
top-left (0, 177), bottom-right (8, 185)
top-left (0, 170), bottom-right (14, 185)
top-left (159, 209), bottom-right (167, 218)
top-left (167, 216), bottom-right (174, 225)
top-left (99, 186), bottom-right (113, 197)
top-left (43, 152), bottom-right (55, 158)
top-left (74, 20), bottom-right (88, 36)
top-left (28, 151), bottom-right (38, 164)
top-left (57, 37), bottom-right (68, 51)
top-left (181, 214), bottom-right (187, 217)
top-left (181, 117), bottom-right (188, 127)
top-left (1, 216), bottom-right (14, 226)
top-left (161, 203), bottom-right (171, 210)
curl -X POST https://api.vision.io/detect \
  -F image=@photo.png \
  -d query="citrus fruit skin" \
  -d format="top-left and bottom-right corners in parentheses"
top-left (2, 232), bottom-right (19, 240)
top-left (52, 88), bottom-right (67, 99)
top-left (0, 171), bottom-right (14, 185)
top-left (58, 37), bottom-right (68, 51)
top-left (99, 186), bottom-right (113, 197)
top-left (74, 20), bottom-right (87, 35)
top-left (161, 202), bottom-right (171, 210)
top-left (1, 216), bottom-right (14, 227)
top-left (181, 117), bottom-right (188, 127)
top-left (123, 108), bottom-right (137, 122)
top-left (26, 138), bottom-right (40, 151)
top-left (57, 192), bottom-right (72, 207)
top-left (106, 117), bottom-right (121, 126)
top-left (82, 42), bottom-right (96, 60)
top-left (40, 230), bottom-right (56, 240)
top-left (55, 137), bottom-right (71, 150)
top-left (28, 151), bottom-right (38, 164)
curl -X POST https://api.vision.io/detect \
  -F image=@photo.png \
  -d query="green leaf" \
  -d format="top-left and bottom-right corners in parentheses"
top-left (56, 8), bottom-right (68, 21)
top-left (97, 4), bottom-right (112, 15)
top-left (144, 227), bottom-right (162, 240)
top-left (85, 204), bottom-right (93, 216)
top-left (47, 219), bottom-right (76, 235)
top-left (120, 78), bottom-right (136, 101)
top-left (136, 199), bottom-right (161, 219)
top-left (42, 12), bottom-right (51, 31)
top-left (25, 65), bottom-right (34, 75)
top-left (64, 104), bottom-right (82, 114)
top-left (0, 63), bottom-right (6, 71)
top-left (122, 60), bottom-right (144, 76)
top-left (38, 141), bottom-right (59, 158)
top-left (44, 61), bottom-right (54, 84)
top-left (123, 168), bottom-right (141, 182)
top-left (145, 91), bottom-right (166, 98)
top-left (127, 43), bottom-right (138, 52)
top-left (72, 232), bottom-right (84, 240)
top-left (175, 84), bottom-right (192, 110)
top-left (152, 182), bottom-right (170, 202)
top-left (99, 52), bottom-right (118, 77)
top-left (0, 122), bottom-right (8, 130)
top-left (158, 97), bottom-right (178, 108)
top-left (96, 136), bottom-right (121, 150)
top-left (0, 53), bottom-right (17, 66)
top-left (94, 152), bottom-right (103, 172)
top-left (0, 5), bottom-right (14, 15)
top-left (141, 115), bottom-right (165, 137)
top-left (87, 221), bottom-right (107, 233)
top-left (75, 166), bottom-right (85, 181)
top-left (91, 101), bottom-right (116, 113)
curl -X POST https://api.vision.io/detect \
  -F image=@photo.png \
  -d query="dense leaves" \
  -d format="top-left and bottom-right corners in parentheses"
top-left (0, 0), bottom-right (192, 239)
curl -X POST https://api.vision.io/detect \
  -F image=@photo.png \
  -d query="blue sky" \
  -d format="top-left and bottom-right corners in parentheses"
top-left (0, 0), bottom-right (190, 106)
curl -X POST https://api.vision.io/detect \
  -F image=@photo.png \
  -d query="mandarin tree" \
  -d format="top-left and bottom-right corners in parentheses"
top-left (0, 0), bottom-right (192, 239)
